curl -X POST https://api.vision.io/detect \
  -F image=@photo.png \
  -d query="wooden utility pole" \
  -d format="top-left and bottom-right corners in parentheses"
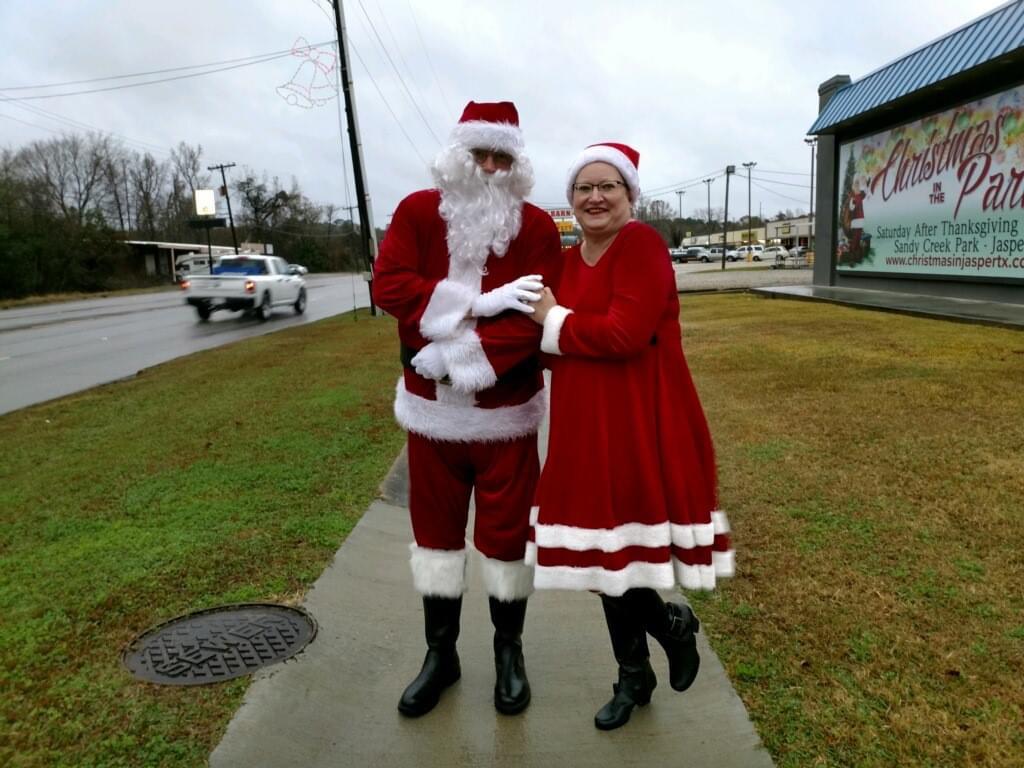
top-left (207, 162), bottom-right (239, 254)
top-left (332, 0), bottom-right (377, 314)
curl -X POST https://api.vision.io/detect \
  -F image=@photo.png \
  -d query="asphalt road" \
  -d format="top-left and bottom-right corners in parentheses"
top-left (0, 274), bottom-right (371, 415)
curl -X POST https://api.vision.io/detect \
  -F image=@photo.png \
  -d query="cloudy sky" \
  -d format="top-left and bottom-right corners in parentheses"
top-left (0, 0), bottom-right (1008, 229)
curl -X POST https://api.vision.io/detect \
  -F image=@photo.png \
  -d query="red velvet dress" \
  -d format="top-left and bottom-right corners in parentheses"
top-left (527, 221), bottom-right (734, 595)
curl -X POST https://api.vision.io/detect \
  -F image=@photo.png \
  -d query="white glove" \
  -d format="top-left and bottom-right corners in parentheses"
top-left (411, 343), bottom-right (448, 380)
top-left (471, 275), bottom-right (544, 317)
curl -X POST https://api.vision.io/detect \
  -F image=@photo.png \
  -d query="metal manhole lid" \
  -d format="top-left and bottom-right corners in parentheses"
top-left (122, 603), bottom-right (317, 685)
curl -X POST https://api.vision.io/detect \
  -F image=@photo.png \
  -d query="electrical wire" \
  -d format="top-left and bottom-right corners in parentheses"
top-left (0, 46), bottom-right (331, 103)
top-left (356, 0), bottom-right (442, 146)
top-left (0, 41), bottom-right (332, 92)
top-left (751, 178), bottom-right (808, 206)
top-left (406, 0), bottom-right (455, 118)
top-left (751, 173), bottom-right (811, 189)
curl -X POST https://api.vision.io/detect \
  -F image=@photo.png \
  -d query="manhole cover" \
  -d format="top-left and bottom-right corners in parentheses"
top-left (122, 603), bottom-right (317, 685)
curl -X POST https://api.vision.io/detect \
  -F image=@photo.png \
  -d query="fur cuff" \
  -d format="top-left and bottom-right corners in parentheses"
top-left (439, 329), bottom-right (498, 393)
top-left (420, 279), bottom-right (476, 341)
top-left (409, 545), bottom-right (467, 597)
top-left (480, 556), bottom-right (535, 600)
top-left (540, 305), bottom-right (572, 355)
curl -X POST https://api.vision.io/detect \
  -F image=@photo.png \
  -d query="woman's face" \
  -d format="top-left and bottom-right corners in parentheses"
top-left (571, 162), bottom-right (631, 237)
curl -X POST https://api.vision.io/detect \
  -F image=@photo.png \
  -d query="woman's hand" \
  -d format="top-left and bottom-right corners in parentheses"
top-left (529, 286), bottom-right (557, 325)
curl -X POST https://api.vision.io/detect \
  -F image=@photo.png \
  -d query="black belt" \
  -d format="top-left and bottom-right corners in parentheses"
top-left (399, 342), bottom-right (539, 379)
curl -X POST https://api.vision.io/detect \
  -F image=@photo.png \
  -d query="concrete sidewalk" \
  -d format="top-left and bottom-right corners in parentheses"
top-left (210, 413), bottom-right (774, 767)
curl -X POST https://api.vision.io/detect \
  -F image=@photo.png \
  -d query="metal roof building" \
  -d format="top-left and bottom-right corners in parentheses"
top-left (810, 0), bottom-right (1024, 135)
top-left (805, 0), bottom-right (1024, 308)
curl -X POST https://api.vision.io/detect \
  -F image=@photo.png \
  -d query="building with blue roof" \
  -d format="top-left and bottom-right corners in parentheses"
top-left (808, 0), bottom-right (1024, 304)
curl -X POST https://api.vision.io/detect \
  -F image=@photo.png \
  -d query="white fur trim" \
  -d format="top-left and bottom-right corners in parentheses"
top-left (420, 279), bottom-right (476, 341)
top-left (534, 519), bottom-right (718, 553)
top-left (673, 560), bottom-right (718, 591)
top-left (713, 549), bottom-right (735, 578)
top-left (524, 540), bottom-right (537, 566)
top-left (438, 329), bottom-right (498, 393)
top-left (540, 305), bottom-right (572, 355)
top-left (394, 379), bottom-right (546, 443)
top-left (712, 510), bottom-right (731, 534)
top-left (409, 544), bottom-right (467, 597)
top-left (565, 145), bottom-right (640, 203)
top-left (480, 556), bottom-right (535, 600)
top-left (533, 560), bottom-right (675, 597)
top-left (450, 121), bottom-right (524, 155)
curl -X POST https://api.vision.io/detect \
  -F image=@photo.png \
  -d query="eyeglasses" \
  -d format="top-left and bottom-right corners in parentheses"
top-left (572, 180), bottom-right (626, 196)
top-left (471, 148), bottom-right (514, 168)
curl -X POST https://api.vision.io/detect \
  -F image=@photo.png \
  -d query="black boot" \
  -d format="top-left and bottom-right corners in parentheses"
top-left (397, 596), bottom-right (462, 717)
top-left (489, 597), bottom-right (531, 715)
top-left (594, 594), bottom-right (657, 731)
top-left (628, 588), bottom-right (701, 692)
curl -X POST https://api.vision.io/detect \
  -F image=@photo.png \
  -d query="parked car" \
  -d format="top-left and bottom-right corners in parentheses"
top-left (734, 245), bottom-right (764, 262)
top-left (764, 245), bottom-right (790, 262)
top-left (679, 246), bottom-right (711, 262)
top-left (707, 246), bottom-right (739, 262)
top-left (668, 247), bottom-right (687, 263)
top-left (789, 245), bottom-right (808, 257)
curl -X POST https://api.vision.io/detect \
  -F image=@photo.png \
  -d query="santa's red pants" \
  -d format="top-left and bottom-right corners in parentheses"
top-left (407, 431), bottom-right (539, 562)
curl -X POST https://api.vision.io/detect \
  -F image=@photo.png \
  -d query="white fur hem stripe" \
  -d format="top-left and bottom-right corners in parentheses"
top-left (534, 519), bottom-right (717, 552)
top-left (420, 279), bottom-right (475, 341)
top-left (409, 544), bottom-right (466, 597)
top-left (541, 305), bottom-right (572, 355)
top-left (534, 556), bottom-right (723, 595)
top-left (480, 556), bottom-right (535, 600)
top-left (394, 379), bottom-right (546, 442)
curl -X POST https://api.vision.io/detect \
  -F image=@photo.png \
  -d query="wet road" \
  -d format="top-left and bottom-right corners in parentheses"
top-left (0, 274), bottom-right (371, 415)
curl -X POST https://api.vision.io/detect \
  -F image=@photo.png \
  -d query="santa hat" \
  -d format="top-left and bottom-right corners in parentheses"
top-left (449, 101), bottom-right (524, 156)
top-left (565, 142), bottom-right (640, 203)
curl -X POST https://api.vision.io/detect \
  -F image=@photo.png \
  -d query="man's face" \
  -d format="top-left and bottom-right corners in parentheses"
top-left (470, 148), bottom-right (514, 174)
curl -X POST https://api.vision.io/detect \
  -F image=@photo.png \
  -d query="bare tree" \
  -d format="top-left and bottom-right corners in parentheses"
top-left (18, 133), bottom-right (114, 226)
top-left (130, 152), bottom-right (168, 240)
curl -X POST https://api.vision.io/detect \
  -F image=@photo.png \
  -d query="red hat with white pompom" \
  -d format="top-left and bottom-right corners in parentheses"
top-left (565, 142), bottom-right (640, 203)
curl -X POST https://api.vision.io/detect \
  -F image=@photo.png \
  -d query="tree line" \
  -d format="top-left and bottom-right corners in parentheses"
top-left (0, 132), bottom-right (370, 299)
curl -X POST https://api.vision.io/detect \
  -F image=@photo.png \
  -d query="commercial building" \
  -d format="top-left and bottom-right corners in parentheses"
top-left (808, 0), bottom-right (1024, 305)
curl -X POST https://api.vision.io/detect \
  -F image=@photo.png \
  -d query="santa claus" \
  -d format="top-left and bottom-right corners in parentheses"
top-left (372, 101), bottom-right (562, 718)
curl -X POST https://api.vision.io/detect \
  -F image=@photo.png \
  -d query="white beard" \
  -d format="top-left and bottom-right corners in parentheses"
top-left (432, 146), bottom-right (534, 280)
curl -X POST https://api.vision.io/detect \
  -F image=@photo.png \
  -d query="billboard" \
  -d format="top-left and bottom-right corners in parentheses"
top-left (836, 83), bottom-right (1024, 281)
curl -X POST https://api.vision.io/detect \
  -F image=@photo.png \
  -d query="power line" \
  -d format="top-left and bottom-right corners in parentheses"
top-left (751, 178), bottom-right (807, 206)
top-left (405, 0), bottom-right (455, 118)
top-left (1, 100), bottom-right (170, 155)
top-left (348, 39), bottom-right (428, 166)
top-left (355, 0), bottom-right (442, 146)
top-left (0, 42), bottom-right (332, 92)
top-left (751, 173), bottom-right (811, 189)
top-left (0, 47), bottom-right (330, 103)
top-left (756, 168), bottom-right (811, 176)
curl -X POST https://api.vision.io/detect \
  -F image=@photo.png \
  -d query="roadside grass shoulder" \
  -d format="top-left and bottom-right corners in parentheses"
top-left (681, 293), bottom-right (1024, 768)
top-left (0, 310), bottom-right (404, 768)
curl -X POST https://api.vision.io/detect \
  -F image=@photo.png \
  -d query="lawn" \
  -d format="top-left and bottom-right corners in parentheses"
top-left (1, 295), bottom-right (1021, 767)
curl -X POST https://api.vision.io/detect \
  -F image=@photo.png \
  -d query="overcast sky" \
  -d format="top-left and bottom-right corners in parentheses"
top-left (0, 0), bottom-right (1008, 230)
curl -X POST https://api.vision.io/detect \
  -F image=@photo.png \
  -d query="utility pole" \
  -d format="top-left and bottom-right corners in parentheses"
top-left (675, 189), bottom-right (685, 220)
top-left (122, 159), bottom-right (132, 232)
top-left (703, 178), bottom-right (714, 247)
top-left (722, 165), bottom-right (735, 271)
top-left (332, 0), bottom-right (377, 315)
top-left (804, 137), bottom-right (817, 218)
top-left (742, 161), bottom-right (756, 248)
top-left (207, 162), bottom-right (239, 254)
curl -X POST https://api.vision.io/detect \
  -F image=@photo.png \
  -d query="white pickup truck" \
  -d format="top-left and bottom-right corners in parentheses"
top-left (182, 254), bottom-right (307, 322)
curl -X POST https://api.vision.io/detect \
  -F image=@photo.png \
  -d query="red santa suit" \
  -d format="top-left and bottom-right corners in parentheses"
top-left (374, 184), bottom-right (561, 600)
top-left (526, 220), bottom-right (734, 595)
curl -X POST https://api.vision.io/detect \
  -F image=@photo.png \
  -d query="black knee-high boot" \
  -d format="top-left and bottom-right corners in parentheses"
top-left (488, 597), bottom-right (531, 714)
top-left (627, 588), bottom-right (701, 692)
top-left (594, 594), bottom-right (657, 730)
top-left (397, 596), bottom-right (462, 717)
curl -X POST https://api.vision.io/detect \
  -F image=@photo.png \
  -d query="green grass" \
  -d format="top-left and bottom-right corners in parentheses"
top-left (681, 293), bottom-right (1024, 768)
top-left (3, 294), bottom-right (1023, 766)
top-left (0, 309), bottom-right (404, 767)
